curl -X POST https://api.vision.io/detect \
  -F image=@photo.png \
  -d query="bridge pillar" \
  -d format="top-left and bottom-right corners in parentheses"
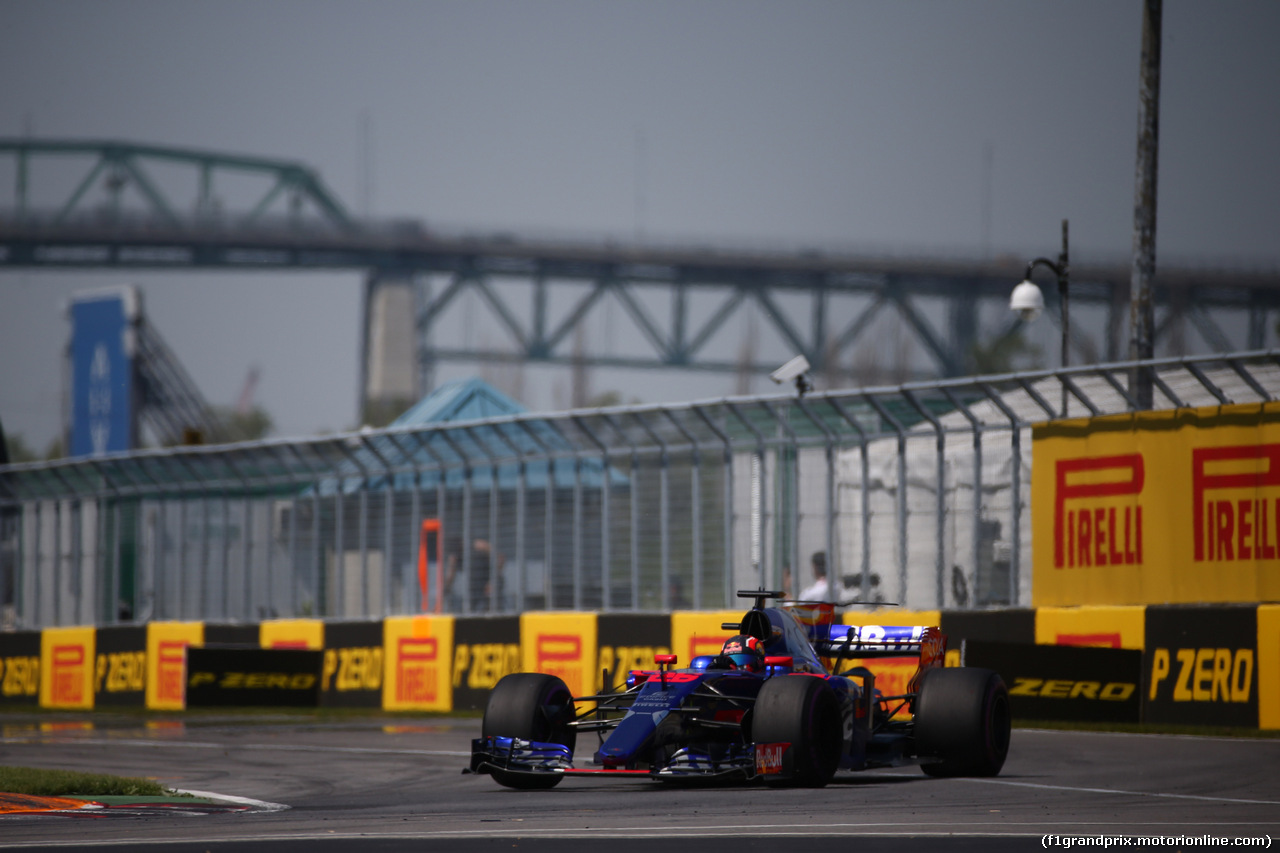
top-left (359, 271), bottom-right (419, 427)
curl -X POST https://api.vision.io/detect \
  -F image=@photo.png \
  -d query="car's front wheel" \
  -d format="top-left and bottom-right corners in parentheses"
top-left (752, 675), bottom-right (842, 787)
top-left (482, 672), bottom-right (577, 789)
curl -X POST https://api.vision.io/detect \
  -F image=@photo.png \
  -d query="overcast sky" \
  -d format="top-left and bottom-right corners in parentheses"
top-left (3, 0), bottom-right (1279, 453)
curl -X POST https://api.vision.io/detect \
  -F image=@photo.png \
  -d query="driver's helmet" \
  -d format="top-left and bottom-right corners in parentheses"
top-left (718, 634), bottom-right (765, 672)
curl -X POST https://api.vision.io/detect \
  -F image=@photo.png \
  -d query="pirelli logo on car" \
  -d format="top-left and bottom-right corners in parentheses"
top-left (1032, 402), bottom-right (1280, 606)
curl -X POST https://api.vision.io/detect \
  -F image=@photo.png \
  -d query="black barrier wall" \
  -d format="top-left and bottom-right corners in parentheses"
top-left (965, 641), bottom-right (1142, 723)
top-left (321, 622), bottom-right (384, 708)
top-left (204, 624), bottom-right (260, 647)
top-left (0, 630), bottom-right (40, 705)
top-left (93, 626), bottom-right (146, 707)
top-left (452, 617), bottom-right (520, 711)
top-left (941, 609), bottom-right (1035, 646)
top-left (1144, 605), bottom-right (1259, 727)
top-left (187, 647), bottom-right (324, 708)
top-left (597, 614), bottom-right (672, 692)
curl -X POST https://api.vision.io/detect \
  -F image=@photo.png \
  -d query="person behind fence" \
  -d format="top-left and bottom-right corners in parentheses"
top-left (799, 550), bottom-right (829, 601)
top-left (467, 537), bottom-right (503, 611)
top-left (442, 537), bottom-right (504, 612)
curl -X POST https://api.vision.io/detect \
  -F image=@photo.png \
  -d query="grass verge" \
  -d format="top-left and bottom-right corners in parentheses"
top-left (0, 766), bottom-right (170, 797)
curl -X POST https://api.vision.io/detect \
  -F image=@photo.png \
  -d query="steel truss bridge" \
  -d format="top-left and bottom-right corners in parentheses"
top-left (3, 139), bottom-right (1278, 409)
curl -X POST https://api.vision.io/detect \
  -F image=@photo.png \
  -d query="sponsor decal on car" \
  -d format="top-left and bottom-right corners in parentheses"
top-left (755, 742), bottom-right (788, 775)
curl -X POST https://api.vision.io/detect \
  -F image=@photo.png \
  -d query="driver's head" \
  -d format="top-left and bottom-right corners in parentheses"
top-left (719, 634), bottom-right (765, 672)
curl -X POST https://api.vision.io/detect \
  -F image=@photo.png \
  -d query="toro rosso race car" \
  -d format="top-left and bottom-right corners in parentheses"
top-left (468, 590), bottom-right (1010, 788)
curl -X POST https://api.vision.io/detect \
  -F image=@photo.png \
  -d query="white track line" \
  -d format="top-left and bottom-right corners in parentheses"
top-left (949, 776), bottom-right (1280, 806)
top-left (174, 789), bottom-right (290, 813)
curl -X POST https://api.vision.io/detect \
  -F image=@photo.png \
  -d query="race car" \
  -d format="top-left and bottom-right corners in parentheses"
top-left (468, 589), bottom-right (1010, 788)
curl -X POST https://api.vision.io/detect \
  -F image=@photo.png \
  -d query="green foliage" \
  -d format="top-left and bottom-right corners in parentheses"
top-left (209, 406), bottom-right (274, 443)
top-left (0, 765), bottom-right (168, 797)
top-left (586, 391), bottom-right (642, 409)
top-left (970, 330), bottom-right (1044, 375)
top-left (1, 433), bottom-right (63, 463)
top-left (3, 432), bottom-right (38, 463)
top-left (361, 397), bottom-right (414, 429)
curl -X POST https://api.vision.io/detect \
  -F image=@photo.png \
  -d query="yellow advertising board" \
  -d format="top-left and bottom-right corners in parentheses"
top-left (1035, 606), bottom-right (1146, 650)
top-left (1259, 604), bottom-right (1280, 730)
top-left (40, 626), bottom-right (96, 710)
top-left (670, 611), bottom-right (742, 668)
top-left (1033, 402), bottom-right (1280, 606)
top-left (145, 622), bottom-right (203, 710)
top-left (383, 616), bottom-right (453, 712)
top-left (520, 612), bottom-right (597, 699)
top-left (260, 619), bottom-right (324, 650)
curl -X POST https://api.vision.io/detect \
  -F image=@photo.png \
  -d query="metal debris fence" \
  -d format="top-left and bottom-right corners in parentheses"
top-left (2, 351), bottom-right (1278, 630)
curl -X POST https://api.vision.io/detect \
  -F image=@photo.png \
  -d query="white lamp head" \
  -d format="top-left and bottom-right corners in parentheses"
top-left (1009, 280), bottom-right (1045, 322)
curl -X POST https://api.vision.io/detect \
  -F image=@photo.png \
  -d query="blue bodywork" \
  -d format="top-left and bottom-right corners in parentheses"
top-left (469, 591), bottom-right (944, 784)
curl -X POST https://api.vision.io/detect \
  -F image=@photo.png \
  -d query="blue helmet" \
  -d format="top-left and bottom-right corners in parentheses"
top-left (718, 634), bottom-right (765, 672)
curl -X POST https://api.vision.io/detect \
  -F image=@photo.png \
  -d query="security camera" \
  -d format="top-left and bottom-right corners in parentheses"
top-left (770, 354), bottom-right (811, 385)
top-left (1009, 280), bottom-right (1045, 322)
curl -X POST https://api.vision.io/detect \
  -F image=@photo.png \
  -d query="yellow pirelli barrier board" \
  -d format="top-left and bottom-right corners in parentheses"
top-left (1033, 402), bottom-right (1280, 606)
top-left (670, 611), bottom-right (742, 668)
top-left (383, 616), bottom-right (453, 712)
top-left (145, 622), bottom-right (203, 710)
top-left (1035, 606), bottom-right (1146, 650)
top-left (260, 619), bottom-right (324, 650)
top-left (39, 626), bottom-right (96, 710)
top-left (520, 612), bottom-right (598, 699)
top-left (1259, 604), bottom-right (1280, 729)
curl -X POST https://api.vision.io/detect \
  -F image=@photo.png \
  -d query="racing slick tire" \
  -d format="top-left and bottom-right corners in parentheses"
top-left (913, 667), bottom-right (1010, 777)
top-left (752, 675), bottom-right (842, 787)
top-left (482, 672), bottom-right (577, 789)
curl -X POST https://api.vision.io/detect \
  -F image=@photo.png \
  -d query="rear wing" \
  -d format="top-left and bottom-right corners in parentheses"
top-left (821, 624), bottom-right (947, 698)
top-left (816, 624), bottom-right (942, 659)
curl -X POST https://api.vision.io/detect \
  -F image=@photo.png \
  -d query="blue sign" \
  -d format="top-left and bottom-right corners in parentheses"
top-left (70, 288), bottom-right (138, 457)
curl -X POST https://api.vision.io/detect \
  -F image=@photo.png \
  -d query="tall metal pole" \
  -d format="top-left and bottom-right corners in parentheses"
top-left (1130, 0), bottom-right (1162, 408)
top-left (1058, 219), bottom-right (1070, 418)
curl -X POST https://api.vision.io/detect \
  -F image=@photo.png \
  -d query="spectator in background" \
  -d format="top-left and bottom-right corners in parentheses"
top-left (799, 550), bottom-right (829, 601)
top-left (443, 537), bottom-right (505, 612)
top-left (468, 537), bottom-right (503, 612)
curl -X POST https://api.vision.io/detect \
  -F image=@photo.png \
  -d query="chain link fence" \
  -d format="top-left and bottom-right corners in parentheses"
top-left (3, 351), bottom-right (1278, 629)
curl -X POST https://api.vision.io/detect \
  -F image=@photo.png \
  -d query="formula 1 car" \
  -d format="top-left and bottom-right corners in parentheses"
top-left (468, 590), bottom-right (1010, 788)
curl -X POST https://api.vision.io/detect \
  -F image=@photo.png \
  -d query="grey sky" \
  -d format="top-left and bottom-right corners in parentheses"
top-left (3, 1), bottom-right (1279, 452)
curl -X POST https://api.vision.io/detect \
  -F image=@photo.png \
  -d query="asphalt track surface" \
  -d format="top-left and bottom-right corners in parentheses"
top-left (1, 713), bottom-right (1277, 853)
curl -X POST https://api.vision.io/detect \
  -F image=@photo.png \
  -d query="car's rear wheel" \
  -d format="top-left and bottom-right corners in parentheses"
top-left (752, 675), bottom-right (842, 787)
top-left (913, 667), bottom-right (1010, 777)
top-left (482, 672), bottom-right (577, 789)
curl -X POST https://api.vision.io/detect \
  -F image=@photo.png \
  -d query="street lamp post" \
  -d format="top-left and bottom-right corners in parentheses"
top-left (1010, 219), bottom-right (1070, 417)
